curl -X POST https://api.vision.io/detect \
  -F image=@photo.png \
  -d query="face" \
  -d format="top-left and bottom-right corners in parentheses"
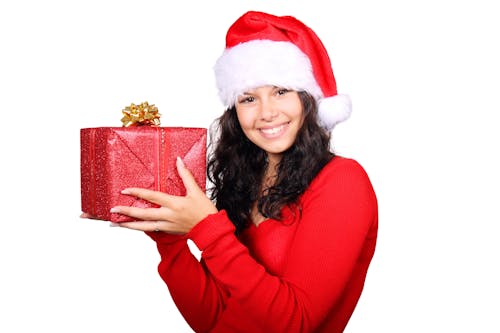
top-left (235, 85), bottom-right (304, 164)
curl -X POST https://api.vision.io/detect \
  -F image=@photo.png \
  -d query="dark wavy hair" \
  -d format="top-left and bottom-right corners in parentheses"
top-left (207, 91), bottom-right (334, 234)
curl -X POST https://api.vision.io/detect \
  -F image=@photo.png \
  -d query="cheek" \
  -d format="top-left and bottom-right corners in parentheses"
top-left (288, 101), bottom-right (303, 118)
top-left (236, 110), bottom-right (253, 130)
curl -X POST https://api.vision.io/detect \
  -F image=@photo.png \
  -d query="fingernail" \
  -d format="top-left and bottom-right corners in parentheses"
top-left (176, 156), bottom-right (185, 168)
top-left (109, 222), bottom-right (121, 227)
top-left (110, 207), bottom-right (119, 213)
top-left (121, 189), bottom-right (131, 195)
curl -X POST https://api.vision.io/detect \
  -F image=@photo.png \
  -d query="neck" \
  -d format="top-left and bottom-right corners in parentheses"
top-left (263, 156), bottom-right (279, 189)
top-left (266, 153), bottom-right (281, 170)
top-left (252, 154), bottom-right (280, 227)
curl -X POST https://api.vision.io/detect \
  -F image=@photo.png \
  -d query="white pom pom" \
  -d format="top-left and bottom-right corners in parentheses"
top-left (317, 94), bottom-right (352, 131)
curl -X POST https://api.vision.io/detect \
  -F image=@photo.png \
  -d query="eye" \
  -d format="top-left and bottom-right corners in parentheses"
top-left (276, 88), bottom-right (290, 96)
top-left (238, 96), bottom-right (255, 104)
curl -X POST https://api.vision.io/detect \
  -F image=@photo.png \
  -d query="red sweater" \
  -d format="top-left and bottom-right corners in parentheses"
top-left (147, 157), bottom-right (378, 332)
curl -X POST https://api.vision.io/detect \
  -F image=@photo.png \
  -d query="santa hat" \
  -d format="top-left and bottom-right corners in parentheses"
top-left (214, 11), bottom-right (352, 131)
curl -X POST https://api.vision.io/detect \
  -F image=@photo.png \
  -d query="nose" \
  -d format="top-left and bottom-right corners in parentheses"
top-left (260, 100), bottom-right (278, 121)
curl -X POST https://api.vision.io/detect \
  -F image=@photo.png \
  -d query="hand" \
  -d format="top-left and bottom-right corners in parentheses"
top-left (80, 212), bottom-right (101, 220)
top-left (109, 157), bottom-right (218, 234)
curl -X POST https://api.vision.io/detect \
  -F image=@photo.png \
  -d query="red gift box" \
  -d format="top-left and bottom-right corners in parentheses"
top-left (80, 126), bottom-right (207, 222)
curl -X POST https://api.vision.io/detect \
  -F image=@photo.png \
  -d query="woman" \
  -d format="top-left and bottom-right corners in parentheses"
top-left (107, 11), bottom-right (378, 333)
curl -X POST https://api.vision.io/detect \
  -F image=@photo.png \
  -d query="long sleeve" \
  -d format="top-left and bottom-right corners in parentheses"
top-left (146, 232), bottom-right (229, 333)
top-left (187, 157), bottom-right (378, 332)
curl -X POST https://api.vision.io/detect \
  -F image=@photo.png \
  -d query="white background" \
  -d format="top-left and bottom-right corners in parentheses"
top-left (1, 0), bottom-right (499, 332)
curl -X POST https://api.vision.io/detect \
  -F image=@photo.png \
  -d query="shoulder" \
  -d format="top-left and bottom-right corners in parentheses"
top-left (304, 156), bottom-right (377, 206)
top-left (297, 155), bottom-right (378, 240)
top-left (315, 156), bottom-right (372, 186)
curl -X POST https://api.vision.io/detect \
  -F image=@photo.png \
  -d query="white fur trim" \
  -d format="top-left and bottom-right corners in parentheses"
top-left (214, 40), bottom-right (323, 108)
top-left (318, 94), bottom-right (352, 130)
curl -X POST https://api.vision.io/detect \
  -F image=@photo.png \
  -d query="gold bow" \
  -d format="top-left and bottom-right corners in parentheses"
top-left (121, 102), bottom-right (161, 127)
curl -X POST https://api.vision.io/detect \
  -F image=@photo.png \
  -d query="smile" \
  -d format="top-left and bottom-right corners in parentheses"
top-left (259, 123), bottom-right (289, 137)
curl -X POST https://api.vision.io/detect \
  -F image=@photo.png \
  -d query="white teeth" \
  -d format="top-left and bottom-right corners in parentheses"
top-left (261, 125), bottom-right (284, 135)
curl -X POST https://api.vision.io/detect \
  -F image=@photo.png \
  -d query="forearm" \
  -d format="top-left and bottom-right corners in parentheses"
top-left (148, 233), bottom-right (228, 332)
top-left (189, 212), bottom-right (313, 332)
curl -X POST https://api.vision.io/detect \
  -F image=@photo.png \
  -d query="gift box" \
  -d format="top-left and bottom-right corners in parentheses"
top-left (80, 103), bottom-right (207, 222)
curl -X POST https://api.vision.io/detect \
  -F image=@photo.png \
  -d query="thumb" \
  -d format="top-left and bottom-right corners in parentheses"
top-left (176, 157), bottom-right (202, 195)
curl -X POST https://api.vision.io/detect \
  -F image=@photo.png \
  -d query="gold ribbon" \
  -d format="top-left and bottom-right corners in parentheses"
top-left (121, 102), bottom-right (161, 127)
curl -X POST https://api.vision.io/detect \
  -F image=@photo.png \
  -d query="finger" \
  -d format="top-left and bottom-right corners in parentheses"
top-left (118, 221), bottom-right (164, 232)
top-left (176, 157), bottom-right (203, 195)
top-left (110, 206), bottom-right (171, 221)
top-left (120, 187), bottom-right (176, 206)
top-left (118, 220), bottom-right (185, 234)
top-left (80, 212), bottom-right (102, 220)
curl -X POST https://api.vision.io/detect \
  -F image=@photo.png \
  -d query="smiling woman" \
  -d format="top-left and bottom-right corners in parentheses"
top-left (93, 10), bottom-right (378, 333)
top-left (235, 86), bottom-right (304, 164)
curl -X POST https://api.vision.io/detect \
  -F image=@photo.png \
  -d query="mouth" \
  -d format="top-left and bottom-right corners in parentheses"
top-left (259, 122), bottom-right (290, 138)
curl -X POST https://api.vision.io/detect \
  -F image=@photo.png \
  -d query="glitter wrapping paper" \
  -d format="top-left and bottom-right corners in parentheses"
top-left (80, 127), bottom-right (207, 222)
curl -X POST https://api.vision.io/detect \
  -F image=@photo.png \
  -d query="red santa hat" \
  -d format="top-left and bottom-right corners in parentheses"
top-left (214, 11), bottom-right (352, 131)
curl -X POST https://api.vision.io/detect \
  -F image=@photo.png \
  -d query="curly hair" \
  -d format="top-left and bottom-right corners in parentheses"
top-left (207, 91), bottom-right (334, 234)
